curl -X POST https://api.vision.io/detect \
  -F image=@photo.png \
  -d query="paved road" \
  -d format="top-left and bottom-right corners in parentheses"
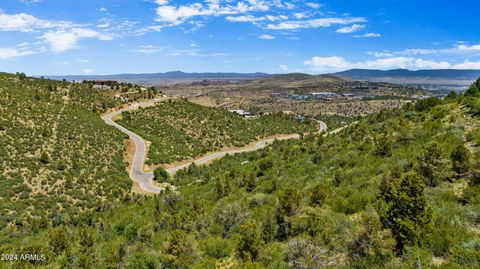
top-left (103, 98), bottom-right (329, 193)
top-left (102, 98), bottom-right (165, 193)
top-left (166, 118), bottom-right (328, 175)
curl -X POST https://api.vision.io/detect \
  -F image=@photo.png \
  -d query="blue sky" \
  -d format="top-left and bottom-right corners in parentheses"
top-left (1, 0), bottom-right (480, 75)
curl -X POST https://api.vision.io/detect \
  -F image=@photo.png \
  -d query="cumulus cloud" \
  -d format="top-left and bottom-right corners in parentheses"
top-left (0, 12), bottom-right (115, 55)
top-left (369, 43), bottom-right (480, 58)
top-left (267, 17), bottom-right (367, 30)
top-left (304, 55), bottom-right (460, 72)
top-left (41, 28), bottom-right (113, 53)
top-left (279, 64), bottom-right (289, 71)
top-left (454, 61), bottom-right (480, 69)
top-left (154, 0), bottom-right (270, 25)
top-left (0, 12), bottom-right (71, 32)
top-left (456, 44), bottom-right (480, 52)
top-left (150, 0), bottom-right (362, 33)
top-left (0, 47), bottom-right (35, 59)
top-left (336, 24), bottom-right (365, 33)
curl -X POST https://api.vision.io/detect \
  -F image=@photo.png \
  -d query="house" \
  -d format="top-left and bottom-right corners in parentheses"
top-left (229, 109), bottom-right (252, 117)
top-left (293, 115), bottom-right (306, 122)
top-left (310, 92), bottom-right (338, 99)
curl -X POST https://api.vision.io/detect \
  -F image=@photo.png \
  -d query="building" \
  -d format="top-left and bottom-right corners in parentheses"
top-left (229, 109), bottom-right (252, 117)
top-left (293, 115), bottom-right (306, 122)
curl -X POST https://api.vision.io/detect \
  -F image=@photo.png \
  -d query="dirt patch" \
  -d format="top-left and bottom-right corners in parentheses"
top-left (123, 138), bottom-right (135, 173)
top-left (131, 182), bottom-right (154, 195)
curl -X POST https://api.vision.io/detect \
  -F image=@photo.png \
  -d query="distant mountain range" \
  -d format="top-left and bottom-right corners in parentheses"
top-left (43, 71), bottom-right (270, 85)
top-left (334, 69), bottom-right (480, 89)
top-left (42, 69), bottom-right (480, 90)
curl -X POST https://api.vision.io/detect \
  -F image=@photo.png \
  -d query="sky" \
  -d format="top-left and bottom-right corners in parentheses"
top-left (1, 0), bottom-right (480, 75)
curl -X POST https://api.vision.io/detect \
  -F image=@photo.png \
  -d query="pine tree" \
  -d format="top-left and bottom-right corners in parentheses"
top-left (381, 173), bottom-right (433, 251)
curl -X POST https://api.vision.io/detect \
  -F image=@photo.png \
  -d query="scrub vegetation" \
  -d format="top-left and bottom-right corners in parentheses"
top-left (2, 76), bottom-right (480, 268)
top-left (117, 99), bottom-right (316, 164)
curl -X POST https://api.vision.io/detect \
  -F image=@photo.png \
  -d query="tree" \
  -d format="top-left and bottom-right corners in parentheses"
top-left (450, 144), bottom-right (472, 174)
top-left (278, 188), bottom-right (301, 217)
top-left (154, 167), bottom-right (170, 183)
top-left (214, 177), bottom-right (230, 199)
top-left (381, 173), bottom-right (433, 251)
top-left (309, 182), bottom-right (328, 206)
top-left (374, 135), bottom-right (392, 157)
top-left (414, 97), bottom-right (442, 111)
top-left (348, 209), bottom-right (395, 266)
top-left (163, 229), bottom-right (196, 267)
top-left (127, 252), bottom-right (157, 269)
top-left (48, 226), bottom-right (70, 255)
top-left (39, 152), bottom-right (50, 164)
top-left (237, 220), bottom-right (263, 261)
top-left (416, 142), bottom-right (451, 186)
top-left (276, 188), bottom-right (301, 240)
top-left (244, 172), bottom-right (257, 192)
top-left (465, 78), bottom-right (480, 97)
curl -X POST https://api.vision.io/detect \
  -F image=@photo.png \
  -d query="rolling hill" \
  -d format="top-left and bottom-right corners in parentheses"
top-left (335, 68), bottom-right (480, 87)
top-left (247, 73), bottom-right (347, 87)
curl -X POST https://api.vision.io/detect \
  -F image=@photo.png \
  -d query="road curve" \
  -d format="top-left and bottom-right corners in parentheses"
top-left (103, 98), bottom-right (328, 193)
top-left (166, 118), bottom-right (328, 175)
top-left (103, 98), bottom-right (165, 193)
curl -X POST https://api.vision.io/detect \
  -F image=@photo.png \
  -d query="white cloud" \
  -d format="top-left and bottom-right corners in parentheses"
top-left (0, 47), bottom-right (34, 59)
top-left (41, 28), bottom-right (113, 53)
top-left (305, 2), bottom-right (322, 9)
top-left (134, 45), bottom-right (165, 54)
top-left (0, 12), bottom-right (115, 54)
top-left (267, 17), bottom-right (367, 30)
top-left (367, 51), bottom-right (394, 57)
top-left (354, 32), bottom-right (381, 38)
top-left (156, 0), bottom-right (169, 5)
top-left (258, 34), bottom-right (275, 40)
top-left (293, 12), bottom-right (308, 19)
top-left (226, 14), bottom-right (287, 23)
top-left (226, 15), bottom-right (264, 23)
top-left (336, 24), bottom-right (365, 33)
top-left (304, 55), bottom-right (456, 72)
top-left (97, 7), bottom-right (108, 12)
top-left (0, 12), bottom-right (70, 32)
top-left (369, 43), bottom-right (480, 59)
top-left (304, 56), bottom-right (351, 71)
top-left (453, 61), bottom-right (480, 69)
top-left (279, 64), bottom-right (289, 71)
top-left (154, 0), bottom-right (271, 25)
top-left (20, 0), bottom-right (42, 4)
top-left (456, 44), bottom-right (480, 52)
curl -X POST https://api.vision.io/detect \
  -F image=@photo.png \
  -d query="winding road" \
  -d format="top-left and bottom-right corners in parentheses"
top-left (103, 98), bottom-right (329, 193)
top-left (103, 98), bottom-right (165, 193)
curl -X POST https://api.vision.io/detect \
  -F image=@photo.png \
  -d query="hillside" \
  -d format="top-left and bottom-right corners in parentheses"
top-left (116, 99), bottom-right (316, 164)
top-left (0, 73), bottom-right (132, 234)
top-left (335, 68), bottom-right (480, 87)
top-left (248, 73), bottom-right (347, 87)
top-left (2, 79), bottom-right (480, 268)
